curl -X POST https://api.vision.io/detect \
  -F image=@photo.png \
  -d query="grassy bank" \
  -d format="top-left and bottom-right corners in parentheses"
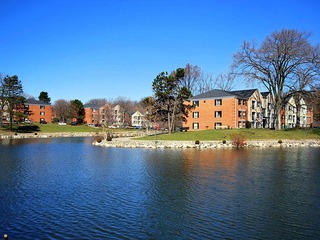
top-left (0, 123), bottom-right (136, 134)
top-left (1, 124), bottom-right (319, 141)
top-left (138, 128), bottom-right (320, 141)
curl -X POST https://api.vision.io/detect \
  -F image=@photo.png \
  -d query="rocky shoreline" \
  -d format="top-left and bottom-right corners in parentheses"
top-left (94, 138), bottom-right (320, 149)
top-left (1, 132), bottom-right (319, 148)
top-left (0, 132), bottom-right (103, 139)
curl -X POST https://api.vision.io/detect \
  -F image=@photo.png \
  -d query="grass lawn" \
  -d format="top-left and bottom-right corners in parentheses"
top-left (137, 128), bottom-right (320, 141)
top-left (0, 123), bottom-right (138, 134)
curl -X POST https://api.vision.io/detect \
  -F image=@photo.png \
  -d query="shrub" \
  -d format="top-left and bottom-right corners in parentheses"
top-left (222, 139), bottom-right (226, 144)
top-left (195, 140), bottom-right (200, 145)
top-left (231, 134), bottom-right (247, 148)
top-left (278, 139), bottom-right (283, 144)
top-left (245, 120), bottom-right (251, 129)
top-left (94, 136), bottom-right (103, 143)
top-left (106, 136), bottom-right (112, 141)
top-left (106, 132), bottom-right (113, 141)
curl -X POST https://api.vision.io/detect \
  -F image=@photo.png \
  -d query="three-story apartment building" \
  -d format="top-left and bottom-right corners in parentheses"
top-left (24, 99), bottom-right (53, 123)
top-left (183, 89), bottom-right (313, 131)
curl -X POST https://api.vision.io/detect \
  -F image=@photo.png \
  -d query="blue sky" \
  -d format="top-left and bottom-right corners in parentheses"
top-left (1, 0), bottom-right (319, 103)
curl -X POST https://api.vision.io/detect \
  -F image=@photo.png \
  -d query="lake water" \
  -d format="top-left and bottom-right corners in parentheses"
top-left (0, 137), bottom-right (319, 239)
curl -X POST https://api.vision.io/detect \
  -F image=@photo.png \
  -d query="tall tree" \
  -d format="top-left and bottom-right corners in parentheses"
top-left (182, 63), bottom-right (214, 95)
top-left (38, 91), bottom-right (51, 103)
top-left (0, 74), bottom-right (5, 127)
top-left (141, 96), bottom-right (156, 131)
top-left (152, 68), bottom-right (192, 133)
top-left (53, 99), bottom-right (70, 123)
top-left (1, 75), bottom-right (24, 131)
top-left (232, 29), bottom-right (320, 130)
top-left (70, 99), bottom-right (85, 124)
top-left (215, 72), bottom-right (235, 91)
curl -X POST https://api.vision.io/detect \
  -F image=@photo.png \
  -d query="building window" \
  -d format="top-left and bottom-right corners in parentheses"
top-left (193, 101), bottom-right (199, 107)
top-left (215, 111), bottom-right (222, 118)
top-left (192, 123), bottom-right (199, 129)
top-left (238, 111), bottom-right (246, 118)
top-left (257, 101), bottom-right (262, 107)
top-left (215, 99), bottom-right (222, 106)
top-left (193, 112), bottom-right (199, 118)
top-left (40, 105), bottom-right (45, 109)
top-left (40, 112), bottom-right (45, 116)
top-left (252, 101), bottom-right (256, 109)
top-left (215, 122), bottom-right (222, 129)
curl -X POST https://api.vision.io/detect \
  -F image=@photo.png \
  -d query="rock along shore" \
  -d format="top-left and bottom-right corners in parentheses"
top-left (93, 138), bottom-right (320, 149)
top-left (0, 132), bottom-right (103, 139)
top-left (1, 132), bottom-right (319, 148)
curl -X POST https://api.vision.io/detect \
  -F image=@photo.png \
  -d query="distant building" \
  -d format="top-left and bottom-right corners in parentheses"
top-left (24, 99), bottom-right (53, 123)
top-left (131, 111), bottom-right (145, 128)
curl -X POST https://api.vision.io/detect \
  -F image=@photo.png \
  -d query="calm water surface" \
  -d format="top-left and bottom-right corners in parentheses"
top-left (0, 137), bottom-right (319, 239)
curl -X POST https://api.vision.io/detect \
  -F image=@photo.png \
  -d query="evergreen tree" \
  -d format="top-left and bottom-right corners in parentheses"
top-left (1, 75), bottom-right (24, 131)
top-left (38, 91), bottom-right (51, 103)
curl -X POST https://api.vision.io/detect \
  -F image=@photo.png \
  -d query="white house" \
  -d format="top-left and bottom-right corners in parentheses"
top-left (131, 111), bottom-right (145, 128)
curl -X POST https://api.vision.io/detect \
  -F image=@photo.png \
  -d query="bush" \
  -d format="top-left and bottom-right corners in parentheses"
top-left (222, 139), bottom-right (226, 144)
top-left (195, 140), bottom-right (200, 145)
top-left (231, 134), bottom-right (247, 148)
top-left (94, 136), bottom-right (103, 143)
top-left (278, 139), bottom-right (283, 144)
top-left (245, 121), bottom-right (251, 129)
top-left (106, 132), bottom-right (113, 141)
top-left (106, 136), bottom-right (112, 141)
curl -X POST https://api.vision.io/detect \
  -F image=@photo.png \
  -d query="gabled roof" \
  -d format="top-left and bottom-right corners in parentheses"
top-left (191, 89), bottom-right (236, 100)
top-left (83, 103), bottom-right (100, 109)
top-left (261, 91), bottom-right (271, 98)
top-left (25, 99), bottom-right (51, 105)
top-left (229, 89), bottom-right (258, 99)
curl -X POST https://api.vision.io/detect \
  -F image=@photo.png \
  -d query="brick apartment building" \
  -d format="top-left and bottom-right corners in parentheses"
top-left (24, 99), bottom-right (53, 123)
top-left (183, 89), bottom-right (313, 131)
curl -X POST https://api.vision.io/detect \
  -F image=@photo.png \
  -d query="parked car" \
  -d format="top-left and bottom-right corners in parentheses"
top-left (25, 119), bottom-right (32, 124)
top-left (58, 122), bottom-right (67, 125)
top-left (71, 121), bottom-right (77, 125)
top-left (40, 120), bottom-right (47, 124)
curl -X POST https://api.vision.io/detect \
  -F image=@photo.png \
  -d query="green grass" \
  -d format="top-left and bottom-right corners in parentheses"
top-left (33, 123), bottom-right (103, 133)
top-left (1, 123), bottom-right (319, 141)
top-left (0, 123), bottom-right (140, 134)
top-left (137, 128), bottom-right (320, 141)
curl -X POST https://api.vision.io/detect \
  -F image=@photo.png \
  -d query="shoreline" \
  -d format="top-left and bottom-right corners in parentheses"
top-left (94, 138), bottom-right (320, 149)
top-left (0, 132), bottom-right (103, 139)
top-left (1, 132), bottom-right (319, 148)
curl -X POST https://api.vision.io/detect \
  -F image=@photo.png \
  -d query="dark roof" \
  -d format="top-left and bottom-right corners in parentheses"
top-left (261, 91), bottom-right (271, 98)
top-left (229, 89), bottom-right (258, 99)
top-left (83, 103), bottom-right (100, 109)
top-left (191, 89), bottom-right (236, 100)
top-left (25, 99), bottom-right (51, 105)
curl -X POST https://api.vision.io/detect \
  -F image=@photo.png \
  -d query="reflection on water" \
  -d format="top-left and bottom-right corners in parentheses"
top-left (0, 138), bottom-right (319, 239)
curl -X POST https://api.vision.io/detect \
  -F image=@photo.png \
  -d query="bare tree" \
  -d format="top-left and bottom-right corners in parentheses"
top-left (232, 29), bottom-right (320, 130)
top-left (53, 99), bottom-right (70, 123)
top-left (215, 72), bottom-right (235, 91)
top-left (181, 63), bottom-right (214, 96)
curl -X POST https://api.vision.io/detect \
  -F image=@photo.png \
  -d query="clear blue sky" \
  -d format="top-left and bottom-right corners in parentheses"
top-left (1, 0), bottom-right (319, 103)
